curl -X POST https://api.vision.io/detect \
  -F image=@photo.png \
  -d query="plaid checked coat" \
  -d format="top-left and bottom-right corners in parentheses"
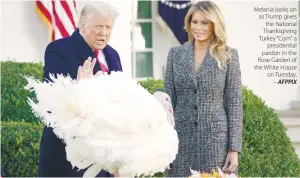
top-left (164, 41), bottom-right (243, 177)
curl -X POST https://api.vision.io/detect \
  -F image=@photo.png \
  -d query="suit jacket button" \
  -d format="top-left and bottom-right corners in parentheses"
top-left (194, 89), bottom-right (197, 94)
top-left (194, 105), bottom-right (198, 110)
top-left (194, 121), bottom-right (198, 126)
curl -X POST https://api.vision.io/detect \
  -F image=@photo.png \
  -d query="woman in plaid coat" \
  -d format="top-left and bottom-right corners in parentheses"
top-left (164, 1), bottom-right (243, 177)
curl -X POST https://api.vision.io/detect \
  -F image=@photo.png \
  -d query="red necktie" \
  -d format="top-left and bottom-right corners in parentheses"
top-left (94, 50), bottom-right (109, 73)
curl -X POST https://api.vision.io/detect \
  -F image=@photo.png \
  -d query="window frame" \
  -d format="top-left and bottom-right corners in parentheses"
top-left (131, 0), bottom-right (155, 80)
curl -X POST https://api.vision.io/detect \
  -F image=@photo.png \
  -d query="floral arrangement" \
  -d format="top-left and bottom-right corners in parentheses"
top-left (188, 168), bottom-right (239, 178)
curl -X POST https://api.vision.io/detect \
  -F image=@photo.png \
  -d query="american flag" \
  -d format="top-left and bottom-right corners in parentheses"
top-left (36, 0), bottom-right (78, 42)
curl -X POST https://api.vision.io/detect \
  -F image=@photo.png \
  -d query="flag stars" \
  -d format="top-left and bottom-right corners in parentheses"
top-left (160, 0), bottom-right (192, 10)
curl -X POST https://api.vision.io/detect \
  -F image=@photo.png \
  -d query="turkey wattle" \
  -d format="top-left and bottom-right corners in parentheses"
top-left (25, 71), bottom-right (179, 177)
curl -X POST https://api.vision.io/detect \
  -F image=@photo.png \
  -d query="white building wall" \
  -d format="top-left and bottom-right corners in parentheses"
top-left (1, 0), bottom-right (299, 110)
top-left (1, 1), bottom-right (49, 63)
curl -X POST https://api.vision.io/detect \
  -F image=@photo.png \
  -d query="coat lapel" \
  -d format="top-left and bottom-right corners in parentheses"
top-left (179, 41), bottom-right (197, 86)
top-left (70, 29), bottom-right (101, 74)
top-left (197, 50), bottom-right (215, 78)
top-left (102, 47), bottom-right (115, 74)
top-left (178, 41), bottom-right (217, 85)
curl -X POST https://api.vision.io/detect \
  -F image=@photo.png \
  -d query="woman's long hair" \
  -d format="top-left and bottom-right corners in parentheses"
top-left (184, 1), bottom-right (229, 69)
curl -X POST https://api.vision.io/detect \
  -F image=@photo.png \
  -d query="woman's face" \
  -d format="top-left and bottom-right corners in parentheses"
top-left (190, 10), bottom-right (214, 42)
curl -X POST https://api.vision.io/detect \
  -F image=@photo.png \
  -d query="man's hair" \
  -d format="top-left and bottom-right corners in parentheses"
top-left (78, 2), bottom-right (119, 27)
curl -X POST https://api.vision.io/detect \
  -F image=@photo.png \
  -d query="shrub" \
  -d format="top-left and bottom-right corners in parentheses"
top-left (139, 78), bottom-right (164, 94)
top-left (1, 121), bottom-right (44, 177)
top-left (1, 61), bottom-right (43, 124)
top-left (239, 86), bottom-right (300, 176)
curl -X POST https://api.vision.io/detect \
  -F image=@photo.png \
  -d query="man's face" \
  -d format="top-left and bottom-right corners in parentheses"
top-left (81, 12), bottom-right (113, 50)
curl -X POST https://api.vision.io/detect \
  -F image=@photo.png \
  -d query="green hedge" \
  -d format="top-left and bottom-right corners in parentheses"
top-left (139, 79), bottom-right (164, 93)
top-left (1, 61), bottom-right (43, 124)
top-left (1, 61), bottom-right (300, 177)
top-left (239, 87), bottom-right (300, 176)
top-left (1, 121), bottom-right (43, 177)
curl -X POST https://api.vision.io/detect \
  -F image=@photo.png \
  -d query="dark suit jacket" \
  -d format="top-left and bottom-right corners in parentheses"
top-left (38, 28), bottom-right (123, 177)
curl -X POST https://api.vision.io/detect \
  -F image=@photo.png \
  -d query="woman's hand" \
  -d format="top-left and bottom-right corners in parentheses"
top-left (222, 151), bottom-right (238, 174)
top-left (77, 57), bottom-right (106, 81)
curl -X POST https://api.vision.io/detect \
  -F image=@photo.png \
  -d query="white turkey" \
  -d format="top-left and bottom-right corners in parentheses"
top-left (24, 71), bottom-right (178, 177)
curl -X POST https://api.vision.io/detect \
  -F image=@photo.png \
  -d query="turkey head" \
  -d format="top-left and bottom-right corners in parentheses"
top-left (153, 91), bottom-right (175, 127)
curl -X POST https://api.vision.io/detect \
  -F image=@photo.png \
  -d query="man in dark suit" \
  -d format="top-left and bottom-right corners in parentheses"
top-left (38, 3), bottom-right (122, 177)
